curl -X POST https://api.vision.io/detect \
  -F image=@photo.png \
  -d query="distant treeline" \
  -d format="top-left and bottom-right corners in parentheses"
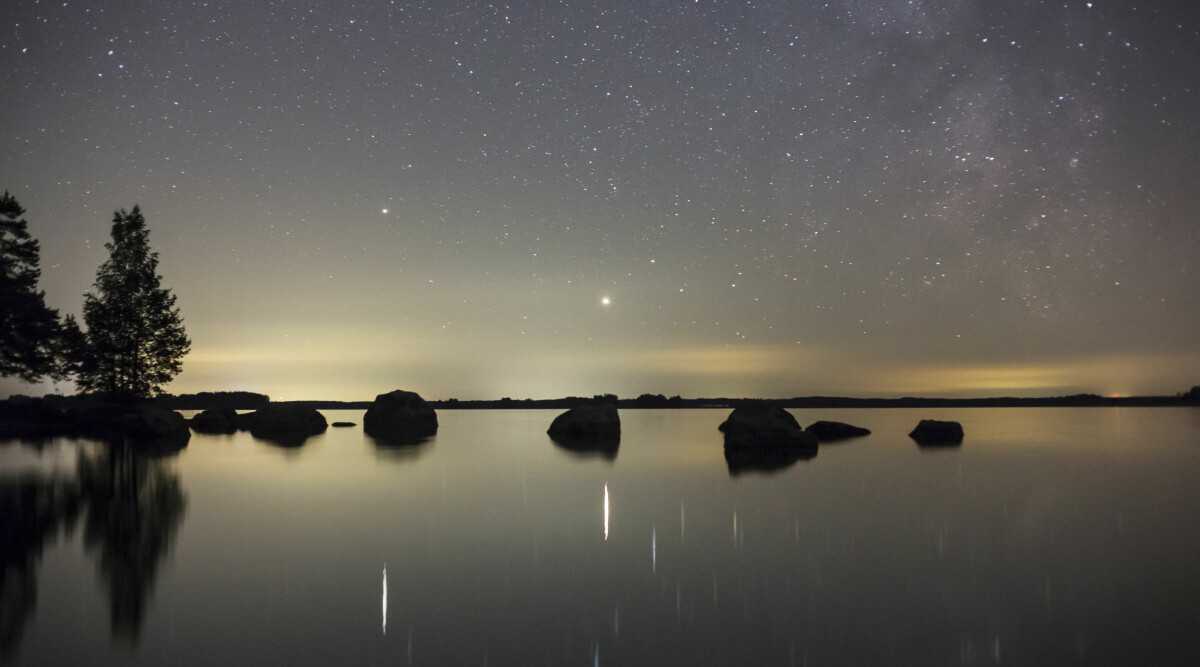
top-left (9, 388), bottom-right (1199, 411)
top-left (7, 386), bottom-right (1190, 412)
top-left (256, 389), bottom-right (1200, 410)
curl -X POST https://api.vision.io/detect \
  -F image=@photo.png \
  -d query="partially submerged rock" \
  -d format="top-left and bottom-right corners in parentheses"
top-left (547, 404), bottom-right (621, 441)
top-left (909, 419), bottom-right (964, 445)
top-left (363, 390), bottom-right (438, 443)
top-left (719, 404), bottom-right (817, 475)
top-left (113, 407), bottom-right (192, 452)
top-left (191, 408), bottom-right (239, 434)
top-left (719, 404), bottom-right (817, 450)
top-left (806, 420), bottom-right (871, 441)
top-left (242, 405), bottom-right (327, 445)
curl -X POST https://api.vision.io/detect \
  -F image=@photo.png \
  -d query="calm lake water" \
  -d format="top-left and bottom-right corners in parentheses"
top-left (2, 408), bottom-right (1198, 665)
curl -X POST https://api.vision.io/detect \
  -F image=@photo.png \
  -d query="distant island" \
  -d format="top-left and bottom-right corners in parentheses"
top-left (147, 388), bottom-right (1200, 410)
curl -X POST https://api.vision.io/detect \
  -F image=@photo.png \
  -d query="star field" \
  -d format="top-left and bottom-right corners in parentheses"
top-left (2, 1), bottom-right (1197, 400)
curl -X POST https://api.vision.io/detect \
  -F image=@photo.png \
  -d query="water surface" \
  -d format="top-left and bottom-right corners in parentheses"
top-left (2, 408), bottom-right (1198, 665)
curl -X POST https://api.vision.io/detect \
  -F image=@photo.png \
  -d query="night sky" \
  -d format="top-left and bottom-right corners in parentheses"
top-left (2, 1), bottom-right (1197, 401)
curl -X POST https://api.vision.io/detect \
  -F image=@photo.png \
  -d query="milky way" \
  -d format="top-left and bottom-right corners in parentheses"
top-left (2, 1), bottom-right (1197, 400)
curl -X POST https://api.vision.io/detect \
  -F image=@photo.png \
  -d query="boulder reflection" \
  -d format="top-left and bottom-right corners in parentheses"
top-left (723, 445), bottom-right (817, 476)
top-left (0, 445), bottom-right (186, 653)
top-left (549, 435), bottom-right (620, 461)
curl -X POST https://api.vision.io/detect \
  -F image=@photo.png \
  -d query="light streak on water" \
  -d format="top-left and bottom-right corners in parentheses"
top-left (604, 484), bottom-right (609, 541)
top-left (652, 526), bottom-right (657, 573)
top-left (382, 564), bottom-right (387, 635)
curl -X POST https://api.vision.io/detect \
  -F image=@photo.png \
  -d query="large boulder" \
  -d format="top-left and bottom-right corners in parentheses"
top-left (720, 404), bottom-right (818, 475)
top-left (190, 408), bottom-right (239, 434)
top-left (806, 420), bottom-right (871, 441)
top-left (363, 390), bottom-right (438, 443)
top-left (243, 405), bottom-right (328, 445)
top-left (113, 408), bottom-right (192, 452)
top-left (547, 404), bottom-right (621, 441)
top-left (719, 404), bottom-right (817, 450)
top-left (908, 419), bottom-right (964, 445)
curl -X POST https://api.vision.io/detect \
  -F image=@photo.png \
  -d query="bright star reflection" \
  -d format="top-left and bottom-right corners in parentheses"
top-left (604, 484), bottom-right (609, 540)
top-left (601, 297), bottom-right (611, 306)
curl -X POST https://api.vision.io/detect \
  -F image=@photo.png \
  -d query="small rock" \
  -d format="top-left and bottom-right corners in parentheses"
top-left (806, 420), bottom-right (871, 441)
top-left (909, 419), bottom-right (964, 445)
top-left (331, 421), bottom-right (356, 427)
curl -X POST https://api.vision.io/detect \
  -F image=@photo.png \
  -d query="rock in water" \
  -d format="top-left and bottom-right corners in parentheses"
top-left (547, 404), bottom-right (621, 440)
top-left (908, 419), bottom-right (964, 445)
top-left (363, 390), bottom-right (438, 443)
top-left (191, 408), bottom-right (239, 434)
top-left (719, 404), bottom-right (817, 475)
top-left (806, 420), bottom-right (871, 441)
top-left (115, 408), bottom-right (192, 452)
top-left (719, 404), bottom-right (817, 450)
top-left (243, 405), bottom-right (328, 445)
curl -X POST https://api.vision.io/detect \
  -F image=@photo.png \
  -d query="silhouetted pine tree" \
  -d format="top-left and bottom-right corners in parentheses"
top-left (77, 206), bottom-right (190, 402)
top-left (0, 192), bottom-right (65, 382)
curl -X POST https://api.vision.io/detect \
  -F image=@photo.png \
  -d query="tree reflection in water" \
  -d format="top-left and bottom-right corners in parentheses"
top-left (79, 446), bottom-right (187, 644)
top-left (0, 444), bottom-right (186, 654)
top-left (0, 470), bottom-right (83, 657)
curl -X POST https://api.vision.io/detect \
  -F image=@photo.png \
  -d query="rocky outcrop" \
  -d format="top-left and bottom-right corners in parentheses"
top-left (112, 408), bottom-right (192, 452)
top-left (908, 419), bottom-right (964, 445)
top-left (719, 404), bottom-right (817, 475)
top-left (190, 408), bottom-right (239, 434)
top-left (363, 390), bottom-right (438, 443)
top-left (1, 398), bottom-right (190, 451)
top-left (806, 420), bottom-right (871, 441)
top-left (242, 405), bottom-right (328, 445)
top-left (547, 404), bottom-right (621, 441)
top-left (0, 397), bottom-right (69, 439)
top-left (719, 404), bottom-right (817, 450)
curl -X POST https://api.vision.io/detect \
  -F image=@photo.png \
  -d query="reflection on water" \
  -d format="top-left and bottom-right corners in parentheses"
top-left (79, 446), bottom-right (186, 644)
top-left (0, 469), bottom-right (82, 657)
top-left (2, 408), bottom-right (1199, 665)
top-left (603, 483), bottom-right (609, 541)
top-left (0, 444), bottom-right (185, 654)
